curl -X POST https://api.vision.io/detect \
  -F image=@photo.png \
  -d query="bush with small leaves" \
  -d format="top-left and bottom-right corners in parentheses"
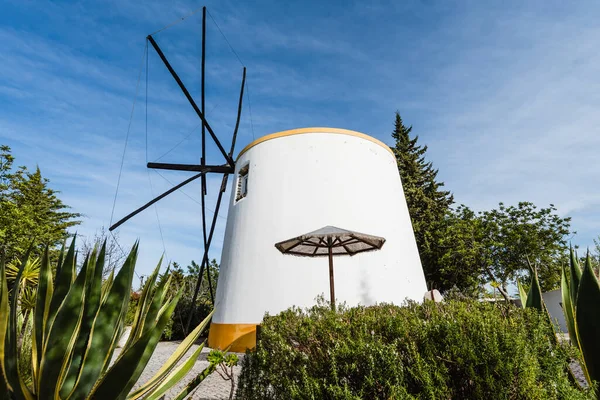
top-left (237, 299), bottom-right (592, 399)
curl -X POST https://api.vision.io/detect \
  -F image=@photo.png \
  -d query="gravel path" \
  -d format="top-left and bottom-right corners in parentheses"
top-left (557, 333), bottom-right (588, 388)
top-left (115, 342), bottom-right (243, 400)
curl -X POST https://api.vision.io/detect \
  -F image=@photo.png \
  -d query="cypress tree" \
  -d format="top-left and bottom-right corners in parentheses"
top-left (391, 112), bottom-right (453, 289)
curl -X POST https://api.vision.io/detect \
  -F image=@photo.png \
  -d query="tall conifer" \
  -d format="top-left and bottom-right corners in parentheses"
top-left (391, 112), bottom-right (453, 288)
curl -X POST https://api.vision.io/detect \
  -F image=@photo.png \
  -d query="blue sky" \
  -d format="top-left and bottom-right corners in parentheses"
top-left (2, 0), bottom-right (599, 284)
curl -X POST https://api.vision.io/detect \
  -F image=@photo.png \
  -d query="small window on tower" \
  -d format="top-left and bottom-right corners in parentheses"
top-left (236, 164), bottom-right (249, 202)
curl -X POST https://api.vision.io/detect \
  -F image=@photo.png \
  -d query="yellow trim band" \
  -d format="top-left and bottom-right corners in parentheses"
top-left (237, 127), bottom-right (394, 160)
top-left (208, 322), bottom-right (257, 352)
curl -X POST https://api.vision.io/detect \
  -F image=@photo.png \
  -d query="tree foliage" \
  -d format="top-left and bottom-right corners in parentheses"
top-left (479, 202), bottom-right (571, 293)
top-left (435, 205), bottom-right (486, 295)
top-left (391, 115), bottom-right (572, 296)
top-left (161, 259), bottom-right (219, 340)
top-left (439, 203), bottom-right (571, 297)
top-left (390, 112), bottom-right (453, 289)
top-left (436, 203), bottom-right (571, 296)
top-left (0, 145), bottom-right (80, 261)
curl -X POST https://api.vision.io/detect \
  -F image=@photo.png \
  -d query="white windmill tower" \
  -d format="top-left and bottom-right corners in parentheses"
top-left (208, 128), bottom-right (427, 351)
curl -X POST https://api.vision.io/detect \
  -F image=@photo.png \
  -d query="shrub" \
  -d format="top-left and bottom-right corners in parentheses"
top-left (163, 260), bottom-right (218, 341)
top-left (237, 299), bottom-right (591, 399)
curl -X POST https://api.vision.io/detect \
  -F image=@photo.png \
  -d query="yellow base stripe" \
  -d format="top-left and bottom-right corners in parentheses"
top-left (208, 322), bottom-right (257, 352)
top-left (236, 127), bottom-right (394, 160)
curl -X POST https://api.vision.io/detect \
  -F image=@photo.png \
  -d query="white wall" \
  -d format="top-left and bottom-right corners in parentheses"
top-left (212, 128), bottom-right (428, 325)
top-left (543, 289), bottom-right (567, 333)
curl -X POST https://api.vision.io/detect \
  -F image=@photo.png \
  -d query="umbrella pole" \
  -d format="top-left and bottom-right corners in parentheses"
top-left (328, 242), bottom-right (335, 311)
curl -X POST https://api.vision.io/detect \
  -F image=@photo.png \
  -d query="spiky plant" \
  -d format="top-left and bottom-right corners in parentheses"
top-left (562, 248), bottom-right (600, 390)
top-left (520, 248), bottom-right (600, 394)
top-left (0, 238), bottom-right (215, 399)
top-left (6, 257), bottom-right (40, 291)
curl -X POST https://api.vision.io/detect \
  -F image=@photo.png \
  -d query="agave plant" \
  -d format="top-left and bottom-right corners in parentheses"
top-left (0, 238), bottom-right (215, 399)
top-left (562, 248), bottom-right (600, 389)
top-left (517, 266), bottom-right (545, 311)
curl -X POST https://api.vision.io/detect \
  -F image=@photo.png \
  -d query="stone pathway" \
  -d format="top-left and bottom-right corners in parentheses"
top-left (116, 342), bottom-right (243, 400)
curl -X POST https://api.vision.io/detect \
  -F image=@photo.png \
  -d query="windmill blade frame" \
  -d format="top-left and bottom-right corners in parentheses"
top-left (108, 6), bottom-right (247, 335)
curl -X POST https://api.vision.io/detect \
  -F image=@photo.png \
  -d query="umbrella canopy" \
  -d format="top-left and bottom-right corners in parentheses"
top-left (274, 226), bottom-right (386, 257)
top-left (274, 226), bottom-right (385, 309)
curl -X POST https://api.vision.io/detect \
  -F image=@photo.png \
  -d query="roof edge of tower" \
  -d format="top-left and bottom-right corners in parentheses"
top-left (236, 127), bottom-right (394, 160)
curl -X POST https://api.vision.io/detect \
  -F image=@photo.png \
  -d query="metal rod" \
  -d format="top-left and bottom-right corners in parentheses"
top-left (206, 256), bottom-right (214, 304)
top-left (186, 259), bottom-right (205, 336)
top-left (199, 10), bottom-right (210, 318)
top-left (201, 6), bottom-right (206, 172)
top-left (328, 238), bottom-right (335, 311)
top-left (185, 173), bottom-right (230, 333)
top-left (230, 67), bottom-right (246, 156)
top-left (147, 162), bottom-right (234, 173)
top-left (146, 35), bottom-right (234, 166)
top-left (109, 172), bottom-right (203, 231)
top-left (201, 7), bottom-right (207, 197)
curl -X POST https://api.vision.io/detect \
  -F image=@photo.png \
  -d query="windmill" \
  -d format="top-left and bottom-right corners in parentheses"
top-left (109, 7), bottom-right (246, 333)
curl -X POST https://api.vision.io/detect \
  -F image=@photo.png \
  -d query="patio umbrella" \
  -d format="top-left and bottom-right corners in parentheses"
top-left (274, 226), bottom-right (385, 309)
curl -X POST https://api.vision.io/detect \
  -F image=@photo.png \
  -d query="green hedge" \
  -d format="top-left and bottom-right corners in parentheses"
top-left (237, 299), bottom-right (591, 399)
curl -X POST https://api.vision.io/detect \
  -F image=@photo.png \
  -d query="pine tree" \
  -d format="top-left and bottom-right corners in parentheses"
top-left (0, 146), bottom-right (80, 261)
top-left (391, 112), bottom-right (453, 289)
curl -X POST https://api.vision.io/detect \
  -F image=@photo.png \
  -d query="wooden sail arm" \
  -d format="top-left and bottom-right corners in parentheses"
top-left (146, 35), bottom-right (235, 167)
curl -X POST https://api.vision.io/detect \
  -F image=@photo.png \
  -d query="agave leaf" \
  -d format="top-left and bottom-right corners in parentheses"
top-left (55, 240), bottom-right (66, 279)
top-left (517, 279), bottom-right (528, 308)
top-left (575, 252), bottom-right (600, 385)
top-left (32, 246), bottom-right (53, 386)
top-left (141, 344), bottom-right (205, 400)
top-left (569, 247), bottom-right (582, 306)
top-left (171, 362), bottom-right (217, 400)
top-left (5, 248), bottom-right (34, 400)
top-left (0, 258), bottom-right (11, 394)
top-left (59, 242), bottom-right (105, 398)
top-left (37, 246), bottom-right (89, 399)
top-left (65, 242), bottom-right (138, 400)
top-left (124, 257), bottom-right (163, 350)
top-left (101, 269), bottom-right (114, 303)
top-left (128, 310), bottom-right (214, 399)
top-left (0, 367), bottom-right (7, 400)
top-left (524, 266), bottom-right (560, 345)
top-left (525, 268), bottom-right (543, 311)
top-left (47, 237), bottom-right (77, 339)
top-left (561, 265), bottom-right (578, 349)
top-left (140, 270), bottom-right (171, 338)
top-left (90, 288), bottom-right (182, 400)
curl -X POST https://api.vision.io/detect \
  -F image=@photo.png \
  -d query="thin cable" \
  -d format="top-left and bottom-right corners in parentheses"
top-left (149, 5), bottom-right (205, 36)
top-left (108, 230), bottom-right (141, 280)
top-left (146, 169), bottom-right (169, 260)
top-left (207, 9), bottom-right (245, 67)
top-left (245, 80), bottom-right (256, 140)
top-left (110, 42), bottom-right (148, 227)
top-left (151, 169), bottom-right (227, 221)
top-left (154, 124), bottom-right (200, 162)
top-left (153, 102), bottom-right (220, 162)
